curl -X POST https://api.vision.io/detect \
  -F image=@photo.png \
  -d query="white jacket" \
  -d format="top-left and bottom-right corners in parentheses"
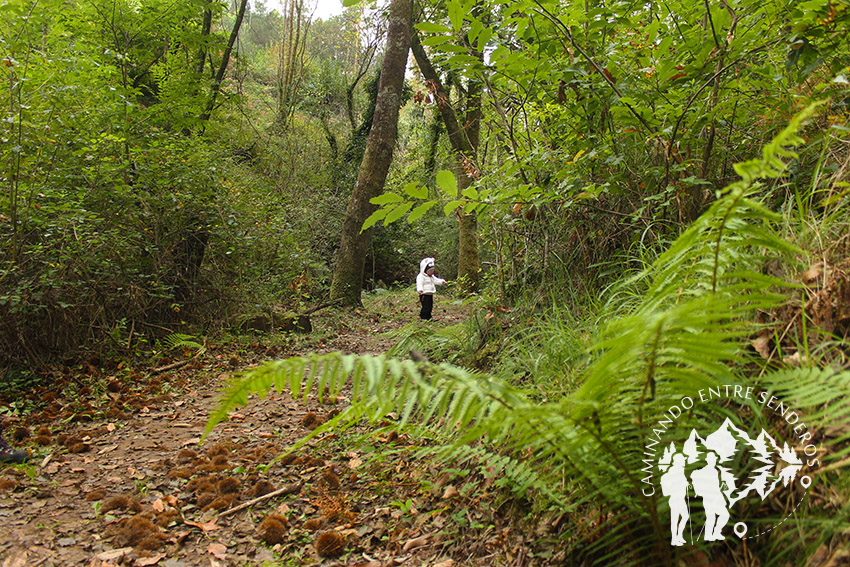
top-left (416, 257), bottom-right (446, 294)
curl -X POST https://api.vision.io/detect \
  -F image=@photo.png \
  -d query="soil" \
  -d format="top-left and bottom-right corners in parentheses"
top-left (1, 293), bottom-right (541, 567)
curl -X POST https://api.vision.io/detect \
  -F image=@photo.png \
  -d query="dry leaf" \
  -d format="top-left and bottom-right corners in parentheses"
top-left (2, 550), bottom-right (28, 567)
top-left (432, 561), bottom-right (456, 567)
top-left (134, 554), bottom-right (165, 566)
top-left (185, 518), bottom-right (220, 532)
top-left (402, 534), bottom-right (431, 552)
top-left (752, 337), bottom-right (770, 359)
top-left (348, 457), bottom-right (363, 469)
top-left (207, 543), bottom-right (227, 560)
top-left (165, 495), bottom-right (179, 507)
top-left (802, 267), bottom-right (822, 284)
top-left (783, 352), bottom-right (808, 367)
top-left (106, 423), bottom-right (116, 432)
top-left (152, 498), bottom-right (165, 513)
top-left (441, 486), bottom-right (459, 499)
top-left (96, 548), bottom-right (134, 561)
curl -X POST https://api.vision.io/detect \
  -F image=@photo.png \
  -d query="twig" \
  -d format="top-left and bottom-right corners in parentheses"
top-left (218, 482), bottom-right (301, 517)
top-left (150, 360), bottom-right (190, 375)
top-left (302, 298), bottom-right (344, 315)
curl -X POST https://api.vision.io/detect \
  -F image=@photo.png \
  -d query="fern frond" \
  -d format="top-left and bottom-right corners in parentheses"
top-left (158, 333), bottom-right (205, 354)
top-left (202, 103), bottom-right (834, 567)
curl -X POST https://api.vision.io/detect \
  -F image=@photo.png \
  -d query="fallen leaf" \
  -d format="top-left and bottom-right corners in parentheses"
top-left (432, 561), bottom-right (456, 567)
top-left (152, 498), bottom-right (165, 513)
top-left (802, 267), bottom-right (821, 284)
top-left (165, 495), bottom-right (179, 507)
top-left (185, 518), bottom-right (220, 532)
top-left (2, 549), bottom-right (28, 567)
top-left (96, 548), bottom-right (134, 561)
top-left (752, 337), bottom-right (770, 359)
top-left (349, 457), bottom-right (363, 469)
top-left (182, 437), bottom-right (201, 446)
top-left (134, 554), bottom-right (165, 566)
top-left (441, 486), bottom-right (459, 499)
top-left (106, 423), bottom-right (116, 432)
top-left (207, 543), bottom-right (227, 560)
top-left (39, 454), bottom-right (53, 469)
top-left (402, 534), bottom-right (431, 552)
top-left (783, 352), bottom-right (807, 367)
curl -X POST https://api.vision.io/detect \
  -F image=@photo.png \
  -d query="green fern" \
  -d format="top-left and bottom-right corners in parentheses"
top-left (156, 333), bottom-right (205, 355)
top-left (205, 103), bottom-right (844, 565)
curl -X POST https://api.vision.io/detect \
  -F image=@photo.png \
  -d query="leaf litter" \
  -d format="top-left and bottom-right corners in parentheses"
top-left (0, 298), bottom-right (569, 566)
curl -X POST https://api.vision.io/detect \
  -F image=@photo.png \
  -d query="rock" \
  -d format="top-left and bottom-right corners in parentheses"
top-left (281, 314), bottom-right (311, 333)
top-left (239, 312), bottom-right (311, 334)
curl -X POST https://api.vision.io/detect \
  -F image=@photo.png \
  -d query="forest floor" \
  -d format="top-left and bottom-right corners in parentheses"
top-left (0, 290), bottom-right (550, 567)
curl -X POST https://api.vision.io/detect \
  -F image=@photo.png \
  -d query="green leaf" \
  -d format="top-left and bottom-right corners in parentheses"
top-left (421, 36), bottom-right (452, 47)
top-left (408, 201), bottom-right (437, 223)
top-left (403, 182), bottom-right (428, 200)
top-left (461, 186), bottom-right (479, 200)
top-left (443, 200), bottom-right (464, 216)
top-left (416, 22), bottom-right (452, 33)
top-left (447, 0), bottom-right (463, 31)
top-left (361, 208), bottom-right (388, 232)
top-left (370, 192), bottom-right (403, 205)
top-left (476, 28), bottom-right (493, 50)
top-left (384, 202), bottom-right (413, 225)
top-left (342, 0), bottom-right (361, 6)
top-left (448, 54), bottom-right (483, 68)
top-left (436, 170), bottom-right (457, 196)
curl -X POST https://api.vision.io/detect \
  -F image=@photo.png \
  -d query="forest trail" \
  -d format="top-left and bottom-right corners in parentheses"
top-left (1, 293), bottom-right (479, 567)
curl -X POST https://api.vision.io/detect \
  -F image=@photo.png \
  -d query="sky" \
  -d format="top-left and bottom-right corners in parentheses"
top-left (309, 0), bottom-right (345, 20)
top-left (255, 0), bottom-right (346, 21)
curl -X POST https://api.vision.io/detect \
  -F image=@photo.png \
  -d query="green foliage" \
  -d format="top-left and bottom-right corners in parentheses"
top-left (207, 107), bottom-right (848, 563)
top-left (155, 333), bottom-right (206, 355)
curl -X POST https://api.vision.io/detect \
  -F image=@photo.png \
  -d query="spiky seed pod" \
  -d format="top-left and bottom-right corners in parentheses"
top-left (257, 514), bottom-right (289, 545)
top-left (12, 427), bottom-right (30, 442)
top-left (321, 469), bottom-right (340, 491)
top-left (301, 413), bottom-right (319, 429)
top-left (68, 442), bottom-right (90, 453)
top-left (85, 490), bottom-right (106, 501)
top-left (250, 479), bottom-right (275, 497)
top-left (101, 495), bottom-right (131, 513)
top-left (218, 477), bottom-right (240, 495)
top-left (315, 531), bottom-right (345, 557)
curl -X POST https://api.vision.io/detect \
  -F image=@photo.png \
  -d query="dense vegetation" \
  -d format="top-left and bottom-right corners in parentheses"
top-left (2, 0), bottom-right (849, 563)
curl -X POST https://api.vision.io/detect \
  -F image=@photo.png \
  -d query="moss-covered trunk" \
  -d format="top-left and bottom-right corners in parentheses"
top-left (328, 0), bottom-right (412, 305)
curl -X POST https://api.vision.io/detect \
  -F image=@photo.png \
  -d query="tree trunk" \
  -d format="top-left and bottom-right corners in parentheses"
top-left (411, 32), bottom-right (482, 292)
top-left (329, 0), bottom-right (412, 306)
top-left (199, 0), bottom-right (249, 125)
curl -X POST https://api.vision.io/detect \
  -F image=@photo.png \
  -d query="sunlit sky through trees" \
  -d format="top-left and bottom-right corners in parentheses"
top-left (253, 0), bottom-right (345, 20)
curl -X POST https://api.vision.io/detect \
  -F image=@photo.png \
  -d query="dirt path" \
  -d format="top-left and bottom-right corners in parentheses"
top-left (1, 293), bottom-right (496, 567)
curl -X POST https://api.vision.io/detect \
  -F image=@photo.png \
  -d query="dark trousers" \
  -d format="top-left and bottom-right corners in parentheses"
top-left (419, 293), bottom-right (434, 320)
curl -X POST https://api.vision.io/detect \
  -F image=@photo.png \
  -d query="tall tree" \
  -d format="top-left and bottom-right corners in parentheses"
top-left (329, 0), bottom-right (413, 305)
top-left (199, 0), bottom-right (249, 125)
top-left (276, 0), bottom-right (312, 129)
top-left (411, 31), bottom-right (482, 293)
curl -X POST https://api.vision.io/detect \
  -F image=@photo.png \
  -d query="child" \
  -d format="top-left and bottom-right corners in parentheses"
top-left (416, 257), bottom-right (447, 321)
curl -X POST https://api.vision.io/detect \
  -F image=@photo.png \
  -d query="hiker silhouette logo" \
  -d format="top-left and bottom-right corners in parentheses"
top-left (641, 386), bottom-right (820, 546)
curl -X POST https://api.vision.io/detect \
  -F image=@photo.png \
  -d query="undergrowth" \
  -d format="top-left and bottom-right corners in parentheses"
top-left (206, 104), bottom-right (850, 566)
